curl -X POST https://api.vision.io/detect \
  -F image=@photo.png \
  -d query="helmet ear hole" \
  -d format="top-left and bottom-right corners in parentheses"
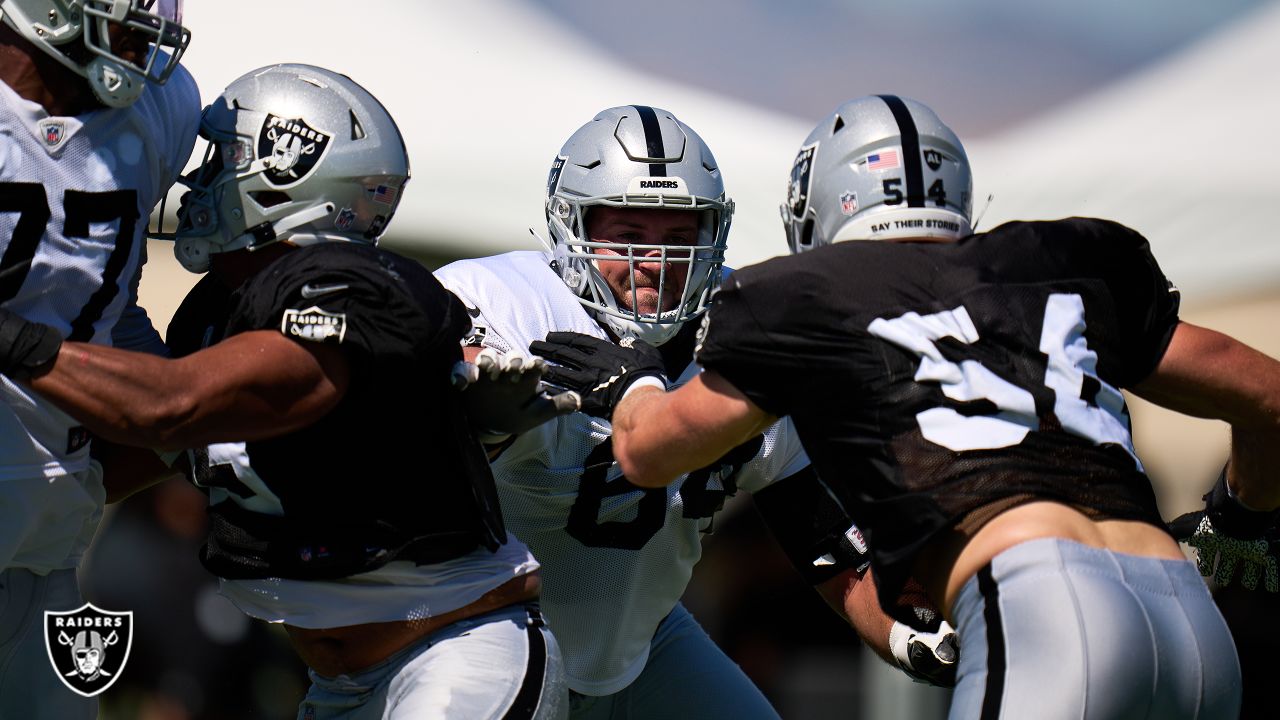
top-left (800, 218), bottom-right (816, 249)
top-left (248, 191), bottom-right (291, 208)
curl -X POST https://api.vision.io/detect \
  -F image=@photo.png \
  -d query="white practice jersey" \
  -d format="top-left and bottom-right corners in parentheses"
top-left (0, 66), bottom-right (199, 481)
top-left (436, 251), bottom-right (810, 695)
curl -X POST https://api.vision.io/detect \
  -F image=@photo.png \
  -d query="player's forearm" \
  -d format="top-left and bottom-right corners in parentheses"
top-left (817, 569), bottom-right (895, 664)
top-left (1227, 427), bottom-right (1280, 511)
top-left (612, 385), bottom-right (701, 486)
top-left (27, 331), bottom-right (347, 450)
top-left (29, 341), bottom-right (208, 449)
top-left (1133, 322), bottom-right (1280, 508)
top-left (614, 372), bottom-right (777, 487)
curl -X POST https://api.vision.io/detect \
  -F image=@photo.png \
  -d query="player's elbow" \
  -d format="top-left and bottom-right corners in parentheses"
top-left (613, 436), bottom-right (676, 488)
top-left (115, 391), bottom-right (204, 450)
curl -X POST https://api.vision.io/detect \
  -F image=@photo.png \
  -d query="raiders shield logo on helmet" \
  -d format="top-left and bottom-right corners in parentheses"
top-left (258, 114), bottom-right (332, 187)
top-left (44, 604), bottom-right (133, 698)
top-left (787, 143), bottom-right (817, 218)
top-left (546, 155), bottom-right (567, 197)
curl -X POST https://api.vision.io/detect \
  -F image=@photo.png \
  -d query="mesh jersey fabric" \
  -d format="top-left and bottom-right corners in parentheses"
top-left (436, 250), bottom-right (810, 694)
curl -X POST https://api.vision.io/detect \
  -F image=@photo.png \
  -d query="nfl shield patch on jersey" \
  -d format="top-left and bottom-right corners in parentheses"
top-left (44, 604), bottom-right (134, 698)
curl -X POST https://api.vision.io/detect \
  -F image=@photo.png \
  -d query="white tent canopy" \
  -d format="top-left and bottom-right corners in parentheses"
top-left (967, 2), bottom-right (1280, 305)
top-left (177, 0), bottom-right (1280, 306)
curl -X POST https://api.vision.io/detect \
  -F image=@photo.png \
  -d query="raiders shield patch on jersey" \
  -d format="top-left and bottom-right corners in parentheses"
top-left (44, 604), bottom-right (133, 698)
top-left (282, 306), bottom-right (347, 343)
top-left (259, 114), bottom-right (332, 187)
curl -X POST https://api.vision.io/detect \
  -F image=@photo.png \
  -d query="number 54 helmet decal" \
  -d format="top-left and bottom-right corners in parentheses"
top-left (782, 94), bottom-right (972, 253)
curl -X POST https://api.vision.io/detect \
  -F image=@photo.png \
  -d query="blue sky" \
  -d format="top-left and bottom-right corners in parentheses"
top-left (532, 0), bottom-right (1267, 137)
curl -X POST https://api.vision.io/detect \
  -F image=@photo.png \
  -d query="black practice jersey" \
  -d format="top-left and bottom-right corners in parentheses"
top-left (168, 243), bottom-right (505, 579)
top-left (696, 218), bottom-right (1179, 619)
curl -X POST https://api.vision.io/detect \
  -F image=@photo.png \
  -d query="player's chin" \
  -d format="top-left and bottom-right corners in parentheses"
top-left (620, 288), bottom-right (664, 315)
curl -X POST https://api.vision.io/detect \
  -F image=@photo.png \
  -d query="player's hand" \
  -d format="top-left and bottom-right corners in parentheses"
top-left (0, 306), bottom-right (62, 381)
top-left (1168, 468), bottom-right (1280, 592)
top-left (451, 348), bottom-right (580, 443)
top-left (529, 331), bottom-right (667, 420)
top-left (889, 619), bottom-right (959, 687)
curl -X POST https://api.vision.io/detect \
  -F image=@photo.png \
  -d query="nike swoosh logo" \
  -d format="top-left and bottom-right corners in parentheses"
top-left (300, 283), bottom-right (350, 299)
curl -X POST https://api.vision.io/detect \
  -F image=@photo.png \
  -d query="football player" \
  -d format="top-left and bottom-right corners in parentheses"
top-left (0, 64), bottom-right (572, 719)
top-left (434, 105), bottom-right (956, 720)
top-left (0, 1), bottom-right (197, 717)
top-left (540, 95), bottom-right (1278, 718)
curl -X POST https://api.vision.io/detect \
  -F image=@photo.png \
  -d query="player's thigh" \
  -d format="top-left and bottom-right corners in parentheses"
top-left (300, 604), bottom-right (566, 720)
top-left (0, 569), bottom-right (95, 720)
top-left (615, 602), bottom-right (780, 720)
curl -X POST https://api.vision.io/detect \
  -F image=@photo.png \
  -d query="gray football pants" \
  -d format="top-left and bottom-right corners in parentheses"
top-left (948, 538), bottom-right (1240, 719)
top-left (568, 602), bottom-right (779, 720)
top-left (299, 603), bottom-right (567, 720)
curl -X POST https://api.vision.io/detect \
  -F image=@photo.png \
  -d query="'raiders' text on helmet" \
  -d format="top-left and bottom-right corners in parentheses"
top-left (545, 105), bottom-right (733, 346)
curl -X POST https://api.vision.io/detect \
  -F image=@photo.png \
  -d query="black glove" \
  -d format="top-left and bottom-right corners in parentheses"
top-left (0, 306), bottom-right (62, 381)
top-left (1168, 467), bottom-right (1279, 592)
top-left (889, 619), bottom-right (959, 687)
top-left (451, 348), bottom-right (581, 443)
top-left (529, 331), bottom-right (667, 420)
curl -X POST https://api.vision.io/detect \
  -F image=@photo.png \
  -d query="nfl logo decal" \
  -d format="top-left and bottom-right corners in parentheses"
top-left (840, 190), bottom-right (858, 216)
top-left (258, 114), bottom-right (332, 187)
top-left (38, 119), bottom-right (67, 149)
top-left (44, 603), bottom-right (133, 698)
top-left (334, 207), bottom-right (357, 230)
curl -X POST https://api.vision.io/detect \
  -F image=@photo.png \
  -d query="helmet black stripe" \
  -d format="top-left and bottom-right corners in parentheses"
top-left (633, 105), bottom-right (667, 177)
top-left (877, 95), bottom-right (924, 208)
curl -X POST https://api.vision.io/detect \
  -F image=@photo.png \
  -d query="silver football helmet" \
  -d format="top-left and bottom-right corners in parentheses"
top-left (0, 0), bottom-right (189, 107)
top-left (174, 64), bottom-right (410, 273)
top-left (545, 105), bottom-right (733, 346)
top-left (782, 95), bottom-right (971, 253)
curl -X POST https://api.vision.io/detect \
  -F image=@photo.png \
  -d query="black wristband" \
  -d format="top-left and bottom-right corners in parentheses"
top-left (0, 308), bottom-right (62, 381)
top-left (1204, 465), bottom-right (1278, 540)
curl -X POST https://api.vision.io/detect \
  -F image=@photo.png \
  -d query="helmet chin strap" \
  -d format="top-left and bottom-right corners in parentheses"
top-left (239, 202), bottom-right (336, 251)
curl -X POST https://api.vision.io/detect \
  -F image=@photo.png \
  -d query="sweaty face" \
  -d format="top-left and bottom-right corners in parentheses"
top-left (587, 207), bottom-right (700, 316)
